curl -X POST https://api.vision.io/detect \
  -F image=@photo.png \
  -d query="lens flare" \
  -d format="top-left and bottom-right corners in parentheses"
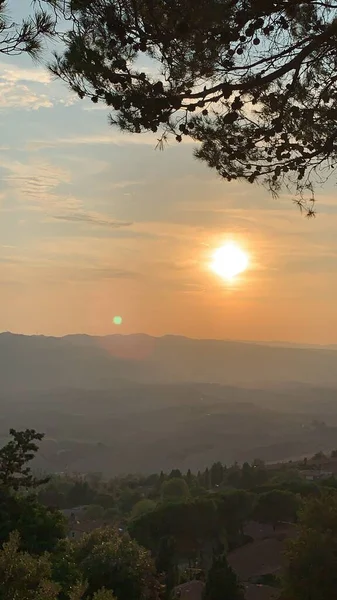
top-left (113, 315), bottom-right (123, 325)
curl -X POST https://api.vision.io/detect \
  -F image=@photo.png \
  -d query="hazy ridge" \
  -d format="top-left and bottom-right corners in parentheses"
top-left (1, 332), bottom-right (337, 474)
top-left (2, 331), bottom-right (337, 391)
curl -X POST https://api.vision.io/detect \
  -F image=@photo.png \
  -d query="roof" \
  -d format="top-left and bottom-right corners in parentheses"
top-left (244, 521), bottom-right (296, 541)
top-left (244, 584), bottom-right (280, 600)
top-left (228, 538), bottom-right (285, 581)
top-left (173, 580), bottom-right (205, 600)
top-left (68, 520), bottom-right (108, 534)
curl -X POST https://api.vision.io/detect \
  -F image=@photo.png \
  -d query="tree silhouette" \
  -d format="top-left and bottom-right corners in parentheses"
top-left (203, 552), bottom-right (244, 600)
top-left (52, 0), bottom-right (337, 212)
top-left (161, 478), bottom-right (189, 502)
top-left (254, 489), bottom-right (299, 531)
top-left (0, 429), bottom-right (49, 491)
top-left (0, 1), bottom-right (56, 58)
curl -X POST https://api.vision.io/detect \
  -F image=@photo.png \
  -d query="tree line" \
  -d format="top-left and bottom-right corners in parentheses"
top-left (1, 428), bottom-right (337, 599)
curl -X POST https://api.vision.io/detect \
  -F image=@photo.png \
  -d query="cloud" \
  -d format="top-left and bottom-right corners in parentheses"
top-left (28, 130), bottom-right (197, 150)
top-left (0, 62), bottom-right (78, 109)
top-left (1, 159), bottom-right (71, 204)
top-left (28, 132), bottom-right (160, 149)
top-left (0, 243), bottom-right (139, 285)
top-left (0, 81), bottom-right (53, 110)
top-left (66, 267), bottom-right (138, 281)
top-left (0, 157), bottom-right (136, 235)
top-left (53, 211), bottom-right (132, 229)
top-left (0, 63), bottom-right (51, 84)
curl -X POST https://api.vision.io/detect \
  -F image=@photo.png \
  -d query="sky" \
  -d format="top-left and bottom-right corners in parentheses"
top-left (1, 12), bottom-right (337, 343)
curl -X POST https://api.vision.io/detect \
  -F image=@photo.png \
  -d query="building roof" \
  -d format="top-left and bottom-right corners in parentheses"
top-left (173, 580), bottom-right (205, 600)
top-left (68, 520), bottom-right (108, 534)
top-left (228, 538), bottom-right (285, 581)
top-left (244, 584), bottom-right (280, 600)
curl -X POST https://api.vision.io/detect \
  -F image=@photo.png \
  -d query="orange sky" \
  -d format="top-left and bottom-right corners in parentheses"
top-left (1, 57), bottom-right (337, 344)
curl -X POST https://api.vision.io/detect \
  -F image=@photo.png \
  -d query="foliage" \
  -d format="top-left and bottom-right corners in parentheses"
top-left (0, 1), bottom-right (56, 58)
top-left (0, 532), bottom-right (119, 600)
top-left (131, 499), bottom-right (157, 519)
top-left (203, 552), bottom-right (244, 600)
top-left (0, 429), bottom-right (48, 490)
top-left (253, 489), bottom-right (299, 530)
top-left (161, 478), bottom-right (189, 502)
top-left (155, 536), bottom-right (179, 597)
top-left (129, 497), bottom-right (223, 560)
top-left (227, 461), bottom-right (268, 489)
top-left (51, 539), bottom-right (82, 600)
top-left (311, 451), bottom-right (327, 461)
top-left (297, 491), bottom-right (337, 532)
top-left (216, 490), bottom-right (256, 536)
top-left (283, 494), bottom-right (337, 599)
top-left (128, 496), bottom-right (228, 573)
top-left (118, 487), bottom-right (143, 513)
top-left (210, 462), bottom-right (224, 488)
top-left (67, 481), bottom-right (97, 508)
top-left (52, 0), bottom-right (337, 211)
top-left (0, 487), bottom-right (66, 554)
top-left (0, 531), bottom-right (59, 600)
top-left (74, 527), bottom-right (162, 600)
top-left (168, 469), bottom-right (182, 479)
top-left (92, 590), bottom-right (117, 600)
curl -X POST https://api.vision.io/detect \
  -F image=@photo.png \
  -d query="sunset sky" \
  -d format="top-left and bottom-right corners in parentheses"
top-left (1, 19), bottom-right (337, 344)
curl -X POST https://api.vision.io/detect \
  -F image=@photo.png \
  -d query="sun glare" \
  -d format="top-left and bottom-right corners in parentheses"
top-left (210, 242), bottom-right (249, 281)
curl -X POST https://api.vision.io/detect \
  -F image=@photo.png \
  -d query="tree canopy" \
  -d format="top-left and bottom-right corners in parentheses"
top-left (0, 488), bottom-right (66, 553)
top-left (204, 552), bottom-right (244, 600)
top-left (161, 478), bottom-right (190, 502)
top-left (0, 532), bottom-right (118, 600)
top-left (0, 428), bottom-right (48, 490)
top-left (50, 0), bottom-right (337, 212)
top-left (0, 430), bottom-right (66, 553)
top-left (253, 489), bottom-right (299, 530)
top-left (74, 527), bottom-right (162, 600)
top-left (283, 493), bottom-right (337, 600)
top-left (0, 0), bottom-right (56, 58)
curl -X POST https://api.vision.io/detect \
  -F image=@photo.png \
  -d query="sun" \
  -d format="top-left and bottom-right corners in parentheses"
top-left (210, 242), bottom-right (249, 281)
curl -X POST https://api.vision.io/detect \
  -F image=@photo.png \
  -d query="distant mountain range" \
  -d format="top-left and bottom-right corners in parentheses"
top-left (1, 331), bottom-right (337, 392)
top-left (2, 332), bottom-right (337, 474)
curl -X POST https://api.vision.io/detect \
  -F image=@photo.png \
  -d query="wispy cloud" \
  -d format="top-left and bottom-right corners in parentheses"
top-left (28, 132), bottom-right (161, 149)
top-left (27, 130), bottom-right (197, 150)
top-left (0, 63), bottom-right (51, 84)
top-left (1, 159), bottom-right (71, 203)
top-left (0, 61), bottom-right (78, 109)
top-left (0, 81), bottom-right (53, 110)
top-left (0, 157), bottom-right (135, 235)
top-left (67, 266), bottom-right (139, 281)
top-left (0, 253), bottom-right (138, 284)
top-left (53, 211), bottom-right (132, 229)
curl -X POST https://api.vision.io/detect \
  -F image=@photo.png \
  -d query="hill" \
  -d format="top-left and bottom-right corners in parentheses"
top-left (1, 331), bottom-right (337, 391)
top-left (1, 332), bottom-right (337, 474)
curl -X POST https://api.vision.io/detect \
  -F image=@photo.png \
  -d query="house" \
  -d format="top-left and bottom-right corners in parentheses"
top-left (60, 506), bottom-right (89, 519)
top-left (300, 470), bottom-right (332, 481)
top-left (61, 507), bottom-right (109, 540)
top-left (67, 519), bottom-right (109, 540)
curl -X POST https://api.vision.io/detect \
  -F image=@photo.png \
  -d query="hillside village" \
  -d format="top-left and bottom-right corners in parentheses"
top-left (47, 451), bottom-right (337, 600)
